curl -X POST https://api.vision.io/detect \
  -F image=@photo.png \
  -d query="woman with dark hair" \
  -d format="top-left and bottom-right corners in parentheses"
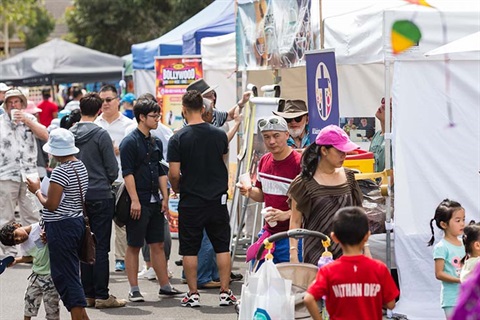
top-left (288, 125), bottom-right (363, 264)
top-left (26, 128), bottom-right (90, 320)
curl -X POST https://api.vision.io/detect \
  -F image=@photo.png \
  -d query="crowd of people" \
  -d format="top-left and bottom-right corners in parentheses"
top-left (0, 80), bottom-right (478, 320)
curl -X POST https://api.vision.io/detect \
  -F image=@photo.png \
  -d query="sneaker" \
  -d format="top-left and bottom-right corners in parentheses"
top-left (128, 291), bottom-right (144, 302)
top-left (95, 295), bottom-right (127, 309)
top-left (181, 292), bottom-right (200, 307)
top-left (159, 286), bottom-right (183, 296)
top-left (86, 297), bottom-right (95, 308)
top-left (115, 260), bottom-right (125, 272)
top-left (174, 259), bottom-right (183, 266)
top-left (138, 267), bottom-right (156, 280)
top-left (230, 272), bottom-right (243, 282)
top-left (198, 280), bottom-right (221, 289)
top-left (219, 289), bottom-right (237, 306)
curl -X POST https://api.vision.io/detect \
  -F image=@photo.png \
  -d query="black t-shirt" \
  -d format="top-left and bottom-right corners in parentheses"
top-left (167, 122), bottom-right (228, 206)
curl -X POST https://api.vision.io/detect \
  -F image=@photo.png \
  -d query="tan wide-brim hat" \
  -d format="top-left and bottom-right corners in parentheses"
top-left (273, 99), bottom-right (308, 119)
top-left (4, 89), bottom-right (27, 107)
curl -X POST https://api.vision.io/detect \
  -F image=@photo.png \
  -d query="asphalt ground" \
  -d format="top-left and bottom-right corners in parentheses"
top-left (0, 234), bottom-right (247, 320)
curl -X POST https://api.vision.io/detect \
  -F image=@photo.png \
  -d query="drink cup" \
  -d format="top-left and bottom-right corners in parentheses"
top-left (261, 206), bottom-right (277, 227)
top-left (10, 109), bottom-right (20, 124)
top-left (237, 173), bottom-right (252, 189)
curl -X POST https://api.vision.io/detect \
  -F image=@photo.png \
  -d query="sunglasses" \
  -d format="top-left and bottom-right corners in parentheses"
top-left (258, 117), bottom-right (280, 130)
top-left (101, 97), bottom-right (117, 103)
top-left (285, 116), bottom-right (304, 123)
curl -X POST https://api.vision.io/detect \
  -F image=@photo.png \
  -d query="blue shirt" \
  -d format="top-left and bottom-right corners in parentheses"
top-left (119, 128), bottom-right (166, 204)
top-left (287, 125), bottom-right (311, 148)
top-left (433, 238), bottom-right (465, 308)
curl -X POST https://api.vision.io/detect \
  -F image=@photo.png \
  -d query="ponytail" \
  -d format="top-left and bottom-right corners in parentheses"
top-left (301, 143), bottom-right (320, 179)
top-left (427, 218), bottom-right (436, 246)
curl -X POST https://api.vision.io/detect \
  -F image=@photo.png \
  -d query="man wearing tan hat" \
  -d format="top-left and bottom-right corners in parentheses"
top-left (273, 99), bottom-right (310, 149)
top-left (0, 89), bottom-right (49, 256)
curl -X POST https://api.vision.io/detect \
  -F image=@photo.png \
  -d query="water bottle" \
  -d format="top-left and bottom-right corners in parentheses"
top-left (318, 253), bottom-right (334, 320)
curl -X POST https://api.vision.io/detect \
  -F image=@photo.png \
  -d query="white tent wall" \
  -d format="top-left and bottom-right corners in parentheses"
top-left (393, 59), bottom-right (480, 319)
top-left (133, 70), bottom-right (155, 96)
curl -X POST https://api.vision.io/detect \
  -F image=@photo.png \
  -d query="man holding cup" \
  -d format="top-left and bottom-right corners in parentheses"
top-left (0, 89), bottom-right (49, 256)
top-left (238, 115), bottom-right (302, 264)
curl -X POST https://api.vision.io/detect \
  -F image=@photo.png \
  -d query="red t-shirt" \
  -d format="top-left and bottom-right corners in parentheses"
top-left (255, 150), bottom-right (301, 233)
top-left (307, 255), bottom-right (399, 320)
top-left (37, 99), bottom-right (59, 127)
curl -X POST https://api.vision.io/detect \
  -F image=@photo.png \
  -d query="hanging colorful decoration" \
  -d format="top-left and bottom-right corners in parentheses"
top-left (403, 0), bottom-right (433, 7)
top-left (391, 20), bottom-right (422, 54)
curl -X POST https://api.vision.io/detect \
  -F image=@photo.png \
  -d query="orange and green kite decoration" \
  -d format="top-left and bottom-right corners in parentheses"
top-left (391, 20), bottom-right (422, 54)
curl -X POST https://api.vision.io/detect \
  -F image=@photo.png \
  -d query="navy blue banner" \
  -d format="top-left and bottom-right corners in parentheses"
top-left (305, 49), bottom-right (339, 143)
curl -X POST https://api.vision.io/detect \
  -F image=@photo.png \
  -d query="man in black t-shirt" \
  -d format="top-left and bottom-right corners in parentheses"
top-left (168, 90), bottom-right (237, 308)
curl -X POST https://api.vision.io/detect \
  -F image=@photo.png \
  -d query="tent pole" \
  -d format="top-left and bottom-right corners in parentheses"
top-left (51, 80), bottom-right (57, 105)
top-left (319, 0), bottom-right (324, 49)
top-left (384, 59), bottom-right (392, 271)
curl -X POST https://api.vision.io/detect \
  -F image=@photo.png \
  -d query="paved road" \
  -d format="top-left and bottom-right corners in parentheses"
top-left (0, 236), bottom-right (247, 319)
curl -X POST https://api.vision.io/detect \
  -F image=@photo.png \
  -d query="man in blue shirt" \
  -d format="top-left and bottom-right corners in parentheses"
top-left (273, 99), bottom-right (311, 149)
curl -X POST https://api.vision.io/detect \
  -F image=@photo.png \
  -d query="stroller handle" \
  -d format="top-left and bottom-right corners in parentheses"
top-left (255, 228), bottom-right (328, 261)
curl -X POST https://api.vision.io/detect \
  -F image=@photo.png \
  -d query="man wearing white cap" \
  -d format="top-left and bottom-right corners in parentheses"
top-left (0, 89), bottom-right (49, 256)
top-left (0, 82), bottom-right (11, 115)
top-left (238, 115), bottom-right (302, 264)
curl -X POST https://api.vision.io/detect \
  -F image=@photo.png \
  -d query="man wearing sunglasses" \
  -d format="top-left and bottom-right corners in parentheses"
top-left (273, 99), bottom-right (310, 149)
top-left (95, 85), bottom-right (134, 273)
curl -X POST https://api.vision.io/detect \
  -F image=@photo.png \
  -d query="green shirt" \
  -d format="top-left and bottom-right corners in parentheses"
top-left (20, 223), bottom-right (50, 275)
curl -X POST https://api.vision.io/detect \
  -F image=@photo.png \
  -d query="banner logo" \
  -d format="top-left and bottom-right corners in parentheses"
top-left (315, 62), bottom-right (332, 121)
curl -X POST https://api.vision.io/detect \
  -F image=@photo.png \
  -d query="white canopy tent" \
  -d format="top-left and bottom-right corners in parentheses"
top-left (201, 1), bottom-right (480, 319)
top-left (323, 1), bottom-right (480, 319)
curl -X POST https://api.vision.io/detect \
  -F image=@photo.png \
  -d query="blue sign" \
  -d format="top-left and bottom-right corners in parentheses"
top-left (305, 49), bottom-right (339, 143)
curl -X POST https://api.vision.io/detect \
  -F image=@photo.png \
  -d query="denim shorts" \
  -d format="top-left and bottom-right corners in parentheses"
top-left (126, 203), bottom-right (165, 247)
top-left (44, 217), bottom-right (86, 311)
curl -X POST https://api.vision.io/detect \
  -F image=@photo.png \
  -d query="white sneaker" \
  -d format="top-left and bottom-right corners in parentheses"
top-left (138, 267), bottom-right (156, 280)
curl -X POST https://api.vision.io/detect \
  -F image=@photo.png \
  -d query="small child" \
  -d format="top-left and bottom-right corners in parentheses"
top-left (0, 222), bottom-right (60, 320)
top-left (427, 199), bottom-right (466, 318)
top-left (304, 206), bottom-right (399, 320)
top-left (460, 221), bottom-right (480, 282)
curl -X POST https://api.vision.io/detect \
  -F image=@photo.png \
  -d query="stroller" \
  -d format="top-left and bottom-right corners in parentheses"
top-left (238, 228), bottom-right (330, 320)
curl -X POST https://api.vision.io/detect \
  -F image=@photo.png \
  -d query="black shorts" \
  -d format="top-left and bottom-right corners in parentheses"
top-left (178, 201), bottom-right (231, 256)
top-left (126, 203), bottom-right (165, 247)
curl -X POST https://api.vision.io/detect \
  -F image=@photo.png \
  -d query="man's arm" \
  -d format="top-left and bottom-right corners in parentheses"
top-left (159, 175), bottom-right (168, 212)
top-left (168, 162), bottom-right (181, 194)
top-left (226, 91), bottom-right (251, 121)
top-left (124, 174), bottom-right (141, 220)
top-left (23, 113), bottom-right (48, 141)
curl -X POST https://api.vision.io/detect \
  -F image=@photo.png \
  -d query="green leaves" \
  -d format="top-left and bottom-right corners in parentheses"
top-left (65, 0), bottom-right (213, 56)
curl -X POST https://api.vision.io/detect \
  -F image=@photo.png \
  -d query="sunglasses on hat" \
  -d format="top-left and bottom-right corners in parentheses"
top-left (258, 117), bottom-right (280, 130)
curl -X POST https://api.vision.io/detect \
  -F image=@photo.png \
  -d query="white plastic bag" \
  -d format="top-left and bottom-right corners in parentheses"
top-left (239, 259), bottom-right (295, 320)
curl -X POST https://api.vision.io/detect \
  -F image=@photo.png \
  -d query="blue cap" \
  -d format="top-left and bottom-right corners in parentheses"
top-left (120, 93), bottom-right (136, 105)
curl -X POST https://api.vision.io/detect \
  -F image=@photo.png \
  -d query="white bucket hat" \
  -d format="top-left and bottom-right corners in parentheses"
top-left (43, 128), bottom-right (79, 156)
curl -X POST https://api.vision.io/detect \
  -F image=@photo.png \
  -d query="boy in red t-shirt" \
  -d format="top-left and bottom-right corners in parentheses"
top-left (304, 206), bottom-right (399, 320)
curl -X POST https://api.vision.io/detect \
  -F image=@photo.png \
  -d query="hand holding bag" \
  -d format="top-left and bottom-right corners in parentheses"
top-left (70, 164), bottom-right (97, 265)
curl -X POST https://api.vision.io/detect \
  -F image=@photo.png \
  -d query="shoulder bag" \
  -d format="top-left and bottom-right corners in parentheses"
top-left (70, 163), bottom-right (97, 265)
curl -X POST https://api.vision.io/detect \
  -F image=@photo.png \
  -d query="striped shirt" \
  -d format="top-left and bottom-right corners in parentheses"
top-left (41, 160), bottom-right (88, 222)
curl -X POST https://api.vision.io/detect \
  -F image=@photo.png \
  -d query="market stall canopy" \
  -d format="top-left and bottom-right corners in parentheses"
top-left (131, 0), bottom-right (233, 70)
top-left (424, 31), bottom-right (480, 56)
top-left (0, 38), bottom-right (124, 86)
top-left (182, 10), bottom-right (235, 55)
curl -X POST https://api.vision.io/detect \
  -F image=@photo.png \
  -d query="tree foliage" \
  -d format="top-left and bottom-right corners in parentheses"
top-left (21, 6), bottom-right (56, 49)
top-left (65, 0), bottom-right (213, 56)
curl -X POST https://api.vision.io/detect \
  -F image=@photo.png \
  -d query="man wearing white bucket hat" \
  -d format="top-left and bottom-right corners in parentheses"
top-left (0, 89), bottom-right (49, 256)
